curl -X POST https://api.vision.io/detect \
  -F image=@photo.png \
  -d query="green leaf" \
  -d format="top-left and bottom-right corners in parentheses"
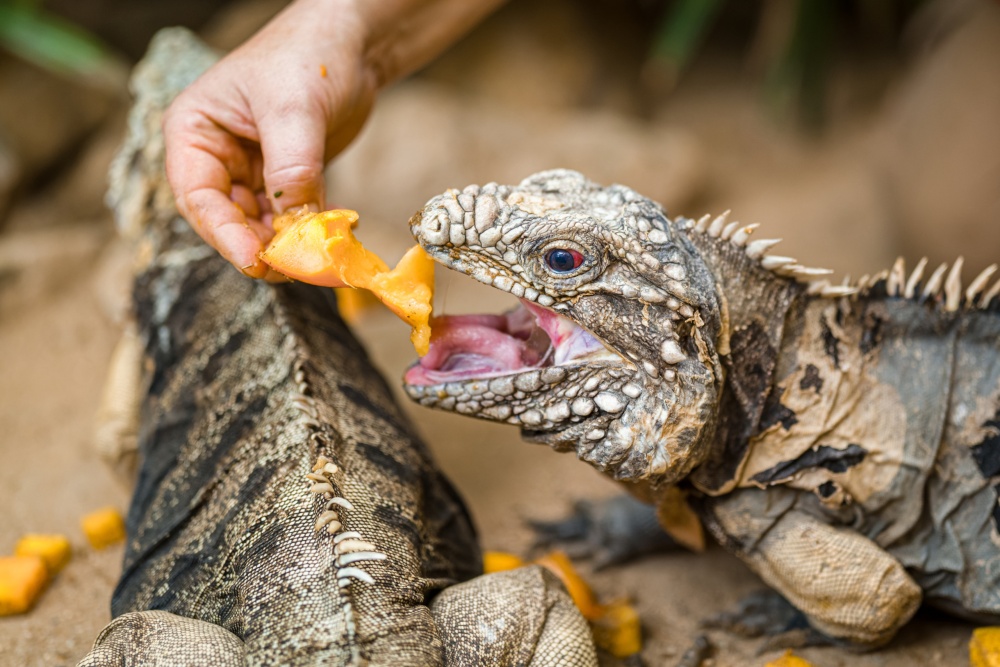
top-left (0, 3), bottom-right (122, 87)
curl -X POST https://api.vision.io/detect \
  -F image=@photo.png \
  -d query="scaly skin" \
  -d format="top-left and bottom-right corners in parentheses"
top-left (405, 169), bottom-right (1000, 647)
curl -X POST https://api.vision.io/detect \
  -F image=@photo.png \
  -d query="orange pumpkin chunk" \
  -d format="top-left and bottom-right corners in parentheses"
top-left (260, 209), bottom-right (434, 355)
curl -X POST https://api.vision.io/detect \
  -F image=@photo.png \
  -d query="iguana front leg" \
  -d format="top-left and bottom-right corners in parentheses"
top-left (708, 493), bottom-right (922, 647)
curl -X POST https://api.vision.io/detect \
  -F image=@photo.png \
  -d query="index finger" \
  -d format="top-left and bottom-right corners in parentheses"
top-left (164, 108), bottom-right (269, 278)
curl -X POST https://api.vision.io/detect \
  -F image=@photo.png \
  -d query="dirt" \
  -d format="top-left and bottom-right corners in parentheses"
top-left (1, 1), bottom-right (998, 665)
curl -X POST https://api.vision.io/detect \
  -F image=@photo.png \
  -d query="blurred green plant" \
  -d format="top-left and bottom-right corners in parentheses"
top-left (0, 0), bottom-right (124, 89)
top-left (646, 0), bottom-right (927, 129)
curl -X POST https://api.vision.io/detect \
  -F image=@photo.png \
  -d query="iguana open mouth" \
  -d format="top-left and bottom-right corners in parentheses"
top-left (404, 299), bottom-right (619, 386)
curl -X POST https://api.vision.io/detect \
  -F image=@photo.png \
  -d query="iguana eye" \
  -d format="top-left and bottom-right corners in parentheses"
top-left (545, 248), bottom-right (584, 273)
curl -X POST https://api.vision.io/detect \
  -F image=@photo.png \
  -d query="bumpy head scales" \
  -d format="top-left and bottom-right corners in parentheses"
top-left (404, 169), bottom-right (729, 484)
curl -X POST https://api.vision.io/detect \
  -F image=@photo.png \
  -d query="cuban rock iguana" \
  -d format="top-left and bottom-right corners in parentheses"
top-left (79, 30), bottom-right (599, 667)
top-left (404, 168), bottom-right (1000, 648)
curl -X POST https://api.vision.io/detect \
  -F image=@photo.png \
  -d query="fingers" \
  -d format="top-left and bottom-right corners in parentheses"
top-left (165, 104), bottom-right (273, 278)
top-left (184, 187), bottom-right (270, 278)
top-left (257, 100), bottom-right (328, 214)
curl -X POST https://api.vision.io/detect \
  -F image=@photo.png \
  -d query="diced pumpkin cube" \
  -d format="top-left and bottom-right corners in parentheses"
top-left (483, 551), bottom-right (525, 574)
top-left (764, 650), bottom-right (816, 667)
top-left (260, 209), bottom-right (435, 354)
top-left (0, 555), bottom-right (48, 616)
top-left (971, 627), bottom-right (1000, 667)
top-left (81, 507), bottom-right (126, 549)
top-left (14, 534), bottom-right (71, 574)
top-left (590, 600), bottom-right (642, 658)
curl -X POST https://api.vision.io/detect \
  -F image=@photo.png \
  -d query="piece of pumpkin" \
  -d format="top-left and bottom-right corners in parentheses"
top-left (81, 507), bottom-right (126, 549)
top-left (14, 535), bottom-right (71, 574)
top-left (260, 208), bottom-right (434, 354)
top-left (0, 555), bottom-right (48, 616)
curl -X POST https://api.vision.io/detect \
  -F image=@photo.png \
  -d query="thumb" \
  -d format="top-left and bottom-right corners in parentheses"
top-left (257, 104), bottom-right (328, 214)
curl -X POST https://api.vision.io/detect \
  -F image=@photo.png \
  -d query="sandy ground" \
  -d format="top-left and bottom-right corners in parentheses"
top-left (3, 1), bottom-right (1000, 664)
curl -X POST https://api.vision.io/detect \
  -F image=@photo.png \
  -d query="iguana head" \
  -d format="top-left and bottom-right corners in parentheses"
top-left (403, 170), bottom-right (728, 484)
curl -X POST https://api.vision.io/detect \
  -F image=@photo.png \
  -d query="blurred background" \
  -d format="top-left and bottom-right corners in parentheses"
top-left (1, 0), bottom-right (998, 664)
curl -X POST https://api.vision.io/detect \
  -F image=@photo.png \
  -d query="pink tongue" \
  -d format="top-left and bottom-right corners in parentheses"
top-left (404, 310), bottom-right (550, 385)
top-left (420, 318), bottom-right (526, 371)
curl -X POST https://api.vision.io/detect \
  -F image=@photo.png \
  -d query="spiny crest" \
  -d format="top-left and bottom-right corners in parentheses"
top-left (683, 211), bottom-right (1000, 311)
top-left (858, 256), bottom-right (1000, 312)
top-left (684, 210), bottom-right (855, 299)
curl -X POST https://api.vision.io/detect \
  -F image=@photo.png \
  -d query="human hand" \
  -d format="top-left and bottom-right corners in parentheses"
top-left (163, 0), bottom-right (376, 280)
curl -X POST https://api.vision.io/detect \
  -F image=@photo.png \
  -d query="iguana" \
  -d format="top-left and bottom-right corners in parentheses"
top-left (79, 30), bottom-right (598, 667)
top-left (404, 168), bottom-right (1000, 648)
